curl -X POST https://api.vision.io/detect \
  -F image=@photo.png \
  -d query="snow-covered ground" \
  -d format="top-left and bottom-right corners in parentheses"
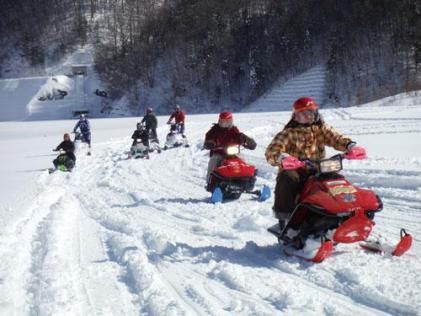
top-left (0, 92), bottom-right (421, 315)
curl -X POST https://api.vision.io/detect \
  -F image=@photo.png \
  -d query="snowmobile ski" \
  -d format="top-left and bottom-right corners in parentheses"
top-left (258, 185), bottom-right (271, 202)
top-left (359, 229), bottom-right (412, 256)
top-left (211, 187), bottom-right (223, 203)
top-left (283, 240), bottom-right (334, 263)
top-left (268, 224), bottom-right (333, 263)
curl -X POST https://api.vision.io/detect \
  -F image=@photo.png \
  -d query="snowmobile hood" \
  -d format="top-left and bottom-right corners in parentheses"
top-left (301, 178), bottom-right (381, 215)
top-left (214, 157), bottom-right (256, 178)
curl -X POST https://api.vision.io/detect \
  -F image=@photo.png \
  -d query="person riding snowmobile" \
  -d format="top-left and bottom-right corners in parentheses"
top-left (265, 97), bottom-right (362, 229)
top-left (131, 122), bottom-right (149, 147)
top-left (73, 114), bottom-right (91, 149)
top-left (203, 111), bottom-right (256, 186)
top-left (141, 107), bottom-right (158, 142)
top-left (52, 133), bottom-right (76, 170)
top-left (167, 105), bottom-right (186, 137)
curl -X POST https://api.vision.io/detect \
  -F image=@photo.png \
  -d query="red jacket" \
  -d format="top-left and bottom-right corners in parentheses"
top-left (168, 111), bottom-right (185, 124)
top-left (204, 124), bottom-right (243, 156)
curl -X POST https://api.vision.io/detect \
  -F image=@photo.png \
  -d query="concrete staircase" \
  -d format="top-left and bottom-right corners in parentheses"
top-left (244, 65), bottom-right (327, 112)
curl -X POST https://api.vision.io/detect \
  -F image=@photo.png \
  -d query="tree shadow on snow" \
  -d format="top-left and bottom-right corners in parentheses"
top-left (25, 153), bottom-right (56, 158)
top-left (17, 168), bottom-right (50, 173)
top-left (154, 197), bottom-right (209, 204)
top-left (167, 241), bottom-right (293, 269)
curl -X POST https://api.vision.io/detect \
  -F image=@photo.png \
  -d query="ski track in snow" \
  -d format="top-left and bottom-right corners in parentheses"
top-left (1, 107), bottom-right (421, 315)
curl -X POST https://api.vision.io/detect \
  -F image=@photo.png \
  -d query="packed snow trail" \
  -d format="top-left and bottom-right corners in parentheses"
top-left (1, 101), bottom-right (421, 315)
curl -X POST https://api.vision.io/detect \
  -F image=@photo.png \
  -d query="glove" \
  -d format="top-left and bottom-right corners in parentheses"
top-left (240, 133), bottom-right (256, 150)
top-left (281, 156), bottom-right (306, 170)
top-left (346, 142), bottom-right (357, 152)
top-left (344, 145), bottom-right (367, 160)
top-left (204, 141), bottom-right (215, 150)
top-left (52, 148), bottom-right (58, 152)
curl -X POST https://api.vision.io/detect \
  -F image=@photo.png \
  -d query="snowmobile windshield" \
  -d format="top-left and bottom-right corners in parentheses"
top-left (225, 145), bottom-right (240, 156)
top-left (319, 155), bottom-right (342, 173)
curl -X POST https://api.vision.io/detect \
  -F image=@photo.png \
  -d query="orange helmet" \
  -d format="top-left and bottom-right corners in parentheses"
top-left (293, 97), bottom-right (318, 113)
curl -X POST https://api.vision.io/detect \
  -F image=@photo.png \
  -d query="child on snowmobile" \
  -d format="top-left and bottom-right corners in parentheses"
top-left (167, 105), bottom-right (186, 137)
top-left (73, 114), bottom-right (91, 150)
top-left (52, 133), bottom-right (76, 170)
top-left (203, 111), bottom-right (256, 187)
top-left (141, 107), bottom-right (159, 143)
top-left (131, 122), bottom-right (149, 147)
top-left (265, 97), bottom-right (362, 229)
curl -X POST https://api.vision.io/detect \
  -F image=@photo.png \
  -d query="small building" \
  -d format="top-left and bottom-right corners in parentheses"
top-left (71, 65), bottom-right (88, 76)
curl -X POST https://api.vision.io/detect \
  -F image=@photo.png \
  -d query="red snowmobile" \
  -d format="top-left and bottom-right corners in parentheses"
top-left (268, 148), bottom-right (412, 263)
top-left (207, 144), bottom-right (270, 203)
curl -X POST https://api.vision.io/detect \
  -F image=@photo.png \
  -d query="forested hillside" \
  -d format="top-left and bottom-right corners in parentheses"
top-left (1, 0), bottom-right (420, 113)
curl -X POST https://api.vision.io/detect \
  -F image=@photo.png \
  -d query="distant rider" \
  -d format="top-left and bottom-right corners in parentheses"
top-left (73, 114), bottom-right (91, 150)
top-left (141, 107), bottom-right (158, 142)
top-left (265, 97), bottom-right (360, 229)
top-left (167, 105), bottom-right (186, 137)
top-left (131, 123), bottom-right (149, 148)
top-left (203, 111), bottom-right (256, 189)
top-left (52, 133), bottom-right (76, 169)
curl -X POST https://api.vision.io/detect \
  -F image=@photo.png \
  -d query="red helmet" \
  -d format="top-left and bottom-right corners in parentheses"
top-left (219, 111), bottom-right (233, 120)
top-left (146, 107), bottom-right (153, 114)
top-left (218, 111), bottom-right (233, 128)
top-left (293, 97), bottom-right (318, 113)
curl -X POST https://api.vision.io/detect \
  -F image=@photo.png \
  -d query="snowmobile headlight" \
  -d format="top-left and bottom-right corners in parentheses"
top-left (320, 157), bottom-right (342, 173)
top-left (226, 145), bottom-right (240, 155)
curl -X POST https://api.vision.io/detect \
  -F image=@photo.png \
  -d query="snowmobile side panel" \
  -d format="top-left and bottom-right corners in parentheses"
top-left (333, 213), bottom-right (374, 243)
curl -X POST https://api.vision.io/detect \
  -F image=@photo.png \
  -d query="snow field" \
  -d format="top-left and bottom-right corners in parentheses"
top-left (0, 96), bottom-right (421, 315)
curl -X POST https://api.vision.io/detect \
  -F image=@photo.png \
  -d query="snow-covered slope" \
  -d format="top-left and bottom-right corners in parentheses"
top-left (0, 93), bottom-right (420, 315)
top-left (244, 65), bottom-right (327, 112)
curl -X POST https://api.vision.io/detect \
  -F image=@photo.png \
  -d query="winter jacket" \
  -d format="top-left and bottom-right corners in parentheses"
top-left (141, 113), bottom-right (158, 129)
top-left (168, 111), bottom-right (185, 124)
top-left (55, 140), bottom-right (75, 154)
top-left (204, 124), bottom-right (256, 156)
top-left (265, 118), bottom-right (353, 168)
top-left (74, 119), bottom-right (90, 134)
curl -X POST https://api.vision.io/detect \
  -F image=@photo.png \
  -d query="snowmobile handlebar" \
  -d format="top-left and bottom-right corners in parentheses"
top-left (282, 147), bottom-right (367, 172)
top-left (53, 149), bottom-right (67, 154)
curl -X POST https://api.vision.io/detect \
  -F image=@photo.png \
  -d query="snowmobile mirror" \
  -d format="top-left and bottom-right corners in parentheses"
top-left (226, 145), bottom-right (240, 156)
top-left (319, 156), bottom-right (342, 173)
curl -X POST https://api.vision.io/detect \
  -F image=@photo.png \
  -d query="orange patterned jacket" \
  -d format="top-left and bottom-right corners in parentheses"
top-left (265, 118), bottom-right (353, 168)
